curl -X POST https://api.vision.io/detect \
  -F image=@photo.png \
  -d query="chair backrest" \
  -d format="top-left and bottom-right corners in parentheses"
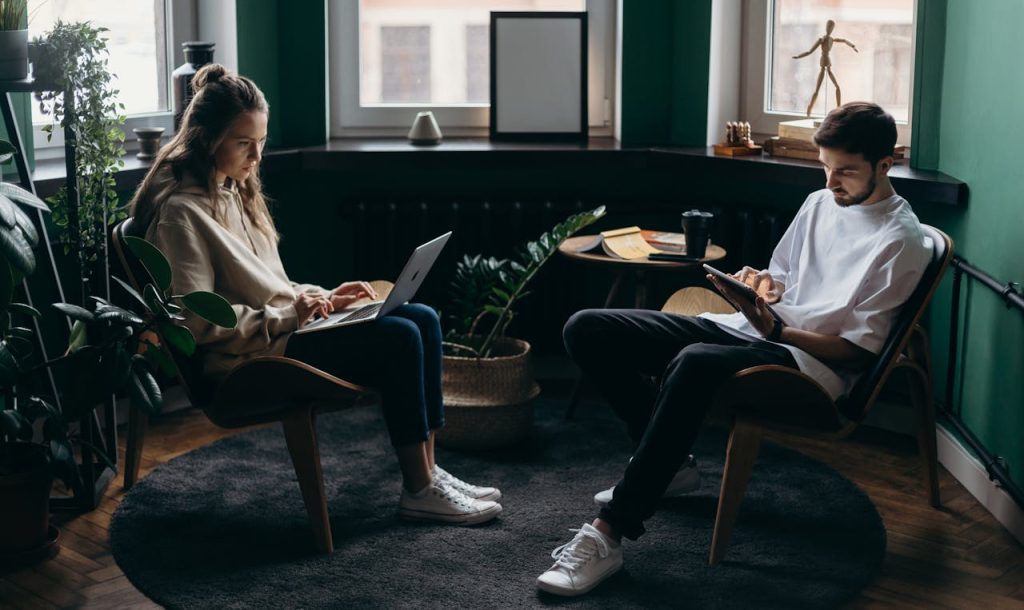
top-left (839, 224), bottom-right (953, 420)
top-left (110, 218), bottom-right (216, 407)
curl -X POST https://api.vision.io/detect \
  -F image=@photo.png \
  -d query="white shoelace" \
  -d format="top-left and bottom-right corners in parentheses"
top-left (434, 465), bottom-right (480, 495)
top-left (550, 528), bottom-right (610, 570)
top-left (432, 479), bottom-right (475, 509)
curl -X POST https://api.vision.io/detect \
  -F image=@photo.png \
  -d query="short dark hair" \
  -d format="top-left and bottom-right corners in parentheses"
top-left (813, 102), bottom-right (897, 167)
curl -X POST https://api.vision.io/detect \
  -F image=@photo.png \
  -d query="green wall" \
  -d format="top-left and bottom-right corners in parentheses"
top-left (619, 0), bottom-right (712, 146)
top-left (237, 0), bottom-right (328, 148)
top-left (915, 0), bottom-right (1024, 490)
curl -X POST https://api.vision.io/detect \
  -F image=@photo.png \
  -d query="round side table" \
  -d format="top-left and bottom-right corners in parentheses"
top-left (558, 235), bottom-right (727, 309)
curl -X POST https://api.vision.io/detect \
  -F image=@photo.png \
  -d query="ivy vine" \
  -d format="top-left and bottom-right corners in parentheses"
top-left (33, 20), bottom-right (126, 279)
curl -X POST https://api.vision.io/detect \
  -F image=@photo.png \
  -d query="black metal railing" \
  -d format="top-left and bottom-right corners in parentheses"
top-left (944, 255), bottom-right (1024, 508)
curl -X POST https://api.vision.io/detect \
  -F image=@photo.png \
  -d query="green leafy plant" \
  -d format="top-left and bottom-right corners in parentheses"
top-left (445, 205), bottom-right (606, 358)
top-left (31, 20), bottom-right (127, 279)
top-left (0, 158), bottom-right (235, 490)
top-left (0, 0), bottom-right (26, 31)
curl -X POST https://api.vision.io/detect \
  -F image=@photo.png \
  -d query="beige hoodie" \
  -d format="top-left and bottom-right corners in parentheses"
top-left (144, 180), bottom-right (326, 379)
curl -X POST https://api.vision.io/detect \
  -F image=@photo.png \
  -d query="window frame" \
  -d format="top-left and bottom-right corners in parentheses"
top-left (740, 0), bottom-right (915, 145)
top-left (31, 0), bottom-right (197, 159)
top-left (328, 0), bottom-right (616, 137)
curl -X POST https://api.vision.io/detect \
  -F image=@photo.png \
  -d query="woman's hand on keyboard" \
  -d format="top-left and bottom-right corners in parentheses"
top-left (295, 293), bottom-right (334, 325)
top-left (330, 281), bottom-right (378, 310)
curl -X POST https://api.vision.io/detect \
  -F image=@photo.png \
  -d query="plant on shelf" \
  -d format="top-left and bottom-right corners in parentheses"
top-left (0, 0), bottom-right (29, 81)
top-left (444, 205), bottom-right (606, 358)
top-left (0, 0), bottom-right (25, 30)
top-left (30, 20), bottom-right (126, 280)
top-left (437, 205), bottom-right (605, 451)
top-left (0, 155), bottom-right (235, 563)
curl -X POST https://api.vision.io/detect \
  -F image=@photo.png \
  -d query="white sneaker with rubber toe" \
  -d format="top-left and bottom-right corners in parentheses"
top-left (537, 523), bottom-right (623, 597)
top-left (433, 464), bottom-right (502, 502)
top-left (398, 478), bottom-right (502, 525)
top-left (594, 455), bottom-right (700, 507)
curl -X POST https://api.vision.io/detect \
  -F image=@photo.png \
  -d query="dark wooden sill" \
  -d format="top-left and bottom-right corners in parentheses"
top-left (29, 138), bottom-right (967, 207)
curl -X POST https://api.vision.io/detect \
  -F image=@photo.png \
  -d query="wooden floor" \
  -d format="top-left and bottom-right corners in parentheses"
top-left (1, 405), bottom-right (1023, 609)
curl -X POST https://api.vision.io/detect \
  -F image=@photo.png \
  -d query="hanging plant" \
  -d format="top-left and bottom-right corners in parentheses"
top-left (32, 20), bottom-right (127, 278)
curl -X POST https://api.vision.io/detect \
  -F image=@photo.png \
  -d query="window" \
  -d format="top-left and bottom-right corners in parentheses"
top-left (378, 26), bottom-right (432, 103)
top-left (330, 0), bottom-right (616, 136)
top-left (742, 0), bottom-right (915, 144)
top-left (465, 25), bottom-right (489, 103)
top-left (27, 0), bottom-right (196, 155)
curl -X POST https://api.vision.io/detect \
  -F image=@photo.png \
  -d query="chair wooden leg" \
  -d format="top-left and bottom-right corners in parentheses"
top-left (908, 366), bottom-right (941, 508)
top-left (709, 417), bottom-right (762, 566)
top-left (123, 407), bottom-right (147, 489)
top-left (281, 407), bottom-right (334, 554)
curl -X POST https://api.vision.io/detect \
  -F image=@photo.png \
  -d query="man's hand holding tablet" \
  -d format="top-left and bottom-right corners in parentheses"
top-left (703, 264), bottom-right (785, 339)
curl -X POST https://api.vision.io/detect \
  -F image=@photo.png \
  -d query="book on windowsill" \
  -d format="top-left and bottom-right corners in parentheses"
top-left (763, 136), bottom-right (821, 161)
top-left (763, 136), bottom-right (908, 163)
top-left (574, 226), bottom-right (663, 260)
top-left (777, 118), bottom-right (820, 143)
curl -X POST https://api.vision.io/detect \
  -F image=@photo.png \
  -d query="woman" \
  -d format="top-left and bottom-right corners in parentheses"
top-left (128, 64), bottom-right (501, 524)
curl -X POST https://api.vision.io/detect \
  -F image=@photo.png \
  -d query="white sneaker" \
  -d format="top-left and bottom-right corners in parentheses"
top-left (398, 478), bottom-right (502, 525)
top-left (536, 523), bottom-right (623, 596)
top-left (594, 455), bottom-right (700, 507)
top-left (433, 464), bottom-right (502, 502)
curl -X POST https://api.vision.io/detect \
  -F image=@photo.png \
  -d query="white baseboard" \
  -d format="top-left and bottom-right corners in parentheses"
top-left (937, 425), bottom-right (1024, 545)
top-left (857, 401), bottom-right (1024, 545)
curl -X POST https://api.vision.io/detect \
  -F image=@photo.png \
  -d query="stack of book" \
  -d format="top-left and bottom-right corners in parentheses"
top-left (763, 119), bottom-right (820, 161)
top-left (763, 118), bottom-right (907, 162)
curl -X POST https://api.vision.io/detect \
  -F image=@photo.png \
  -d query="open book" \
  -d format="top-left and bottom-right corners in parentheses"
top-left (575, 226), bottom-right (671, 260)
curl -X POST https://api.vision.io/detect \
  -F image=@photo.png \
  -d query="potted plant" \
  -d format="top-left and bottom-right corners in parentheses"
top-left (0, 0), bottom-right (28, 80)
top-left (0, 156), bottom-right (235, 566)
top-left (30, 20), bottom-right (127, 287)
top-left (438, 205), bottom-right (605, 449)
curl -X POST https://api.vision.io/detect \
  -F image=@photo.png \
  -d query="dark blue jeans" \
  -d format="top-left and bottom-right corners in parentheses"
top-left (285, 303), bottom-right (444, 447)
top-left (563, 309), bottom-right (796, 540)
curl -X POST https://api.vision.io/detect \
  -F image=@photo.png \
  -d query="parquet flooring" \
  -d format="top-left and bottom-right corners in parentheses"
top-left (1, 403), bottom-right (1022, 609)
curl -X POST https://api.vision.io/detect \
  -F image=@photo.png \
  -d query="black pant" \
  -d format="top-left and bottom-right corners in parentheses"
top-left (285, 303), bottom-right (444, 447)
top-left (563, 309), bottom-right (796, 540)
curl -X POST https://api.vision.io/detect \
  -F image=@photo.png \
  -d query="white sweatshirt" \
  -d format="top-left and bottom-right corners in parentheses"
top-left (701, 188), bottom-right (932, 400)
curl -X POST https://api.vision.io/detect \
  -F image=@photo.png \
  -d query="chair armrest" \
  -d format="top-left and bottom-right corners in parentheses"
top-left (209, 356), bottom-right (372, 428)
top-left (713, 365), bottom-right (845, 431)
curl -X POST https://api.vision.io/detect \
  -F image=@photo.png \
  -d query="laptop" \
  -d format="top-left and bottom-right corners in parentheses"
top-left (294, 231), bottom-right (452, 334)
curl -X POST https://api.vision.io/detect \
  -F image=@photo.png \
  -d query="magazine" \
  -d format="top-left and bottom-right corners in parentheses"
top-left (640, 229), bottom-right (686, 253)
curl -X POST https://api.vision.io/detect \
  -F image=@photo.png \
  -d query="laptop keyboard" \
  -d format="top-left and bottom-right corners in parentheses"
top-left (345, 302), bottom-right (383, 323)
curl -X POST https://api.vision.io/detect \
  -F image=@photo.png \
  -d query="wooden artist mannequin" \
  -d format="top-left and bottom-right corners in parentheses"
top-left (793, 20), bottom-right (859, 116)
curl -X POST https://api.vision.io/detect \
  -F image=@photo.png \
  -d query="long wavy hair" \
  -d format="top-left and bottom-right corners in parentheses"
top-left (128, 63), bottom-right (277, 241)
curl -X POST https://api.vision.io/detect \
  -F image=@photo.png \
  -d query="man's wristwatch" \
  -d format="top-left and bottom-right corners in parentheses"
top-left (767, 318), bottom-right (785, 342)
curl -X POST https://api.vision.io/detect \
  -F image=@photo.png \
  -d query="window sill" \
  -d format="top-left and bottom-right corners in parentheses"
top-left (29, 138), bottom-right (967, 208)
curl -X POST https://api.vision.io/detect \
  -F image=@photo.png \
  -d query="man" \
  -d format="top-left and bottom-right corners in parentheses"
top-left (537, 102), bottom-right (932, 597)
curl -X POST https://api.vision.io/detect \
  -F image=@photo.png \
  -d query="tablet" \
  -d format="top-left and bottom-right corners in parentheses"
top-left (702, 264), bottom-right (782, 322)
top-left (703, 264), bottom-right (758, 300)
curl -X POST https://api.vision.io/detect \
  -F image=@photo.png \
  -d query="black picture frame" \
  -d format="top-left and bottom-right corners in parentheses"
top-left (489, 11), bottom-right (588, 142)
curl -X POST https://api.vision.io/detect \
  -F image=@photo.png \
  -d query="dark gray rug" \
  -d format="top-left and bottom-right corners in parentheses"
top-left (110, 397), bottom-right (885, 609)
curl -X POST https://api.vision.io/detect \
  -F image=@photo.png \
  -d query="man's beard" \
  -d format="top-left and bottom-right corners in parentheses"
top-left (833, 174), bottom-right (876, 207)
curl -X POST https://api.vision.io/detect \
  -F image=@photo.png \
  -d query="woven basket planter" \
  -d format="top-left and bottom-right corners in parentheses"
top-left (438, 337), bottom-right (540, 450)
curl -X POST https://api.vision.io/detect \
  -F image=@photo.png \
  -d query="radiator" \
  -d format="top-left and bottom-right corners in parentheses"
top-left (340, 199), bottom-right (792, 354)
